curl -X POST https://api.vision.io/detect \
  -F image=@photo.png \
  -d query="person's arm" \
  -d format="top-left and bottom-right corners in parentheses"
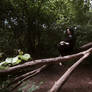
top-left (59, 41), bottom-right (69, 46)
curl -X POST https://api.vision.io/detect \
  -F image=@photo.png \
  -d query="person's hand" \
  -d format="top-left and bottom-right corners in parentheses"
top-left (60, 41), bottom-right (69, 46)
top-left (64, 42), bottom-right (69, 45)
top-left (60, 41), bottom-right (64, 45)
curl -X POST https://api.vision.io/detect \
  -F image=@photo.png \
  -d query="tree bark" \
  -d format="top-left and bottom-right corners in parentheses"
top-left (79, 42), bottom-right (92, 51)
top-left (9, 65), bottom-right (47, 91)
top-left (8, 65), bottom-right (47, 87)
top-left (48, 53), bottom-right (90, 92)
top-left (0, 47), bottom-right (92, 77)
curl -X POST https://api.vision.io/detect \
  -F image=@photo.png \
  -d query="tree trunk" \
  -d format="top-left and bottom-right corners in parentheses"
top-left (0, 51), bottom-right (83, 77)
top-left (48, 53), bottom-right (90, 92)
top-left (0, 47), bottom-right (92, 77)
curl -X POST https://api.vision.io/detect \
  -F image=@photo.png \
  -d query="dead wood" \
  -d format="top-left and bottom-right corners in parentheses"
top-left (0, 42), bottom-right (91, 92)
top-left (9, 65), bottom-right (47, 91)
top-left (48, 52), bottom-right (90, 92)
top-left (79, 42), bottom-right (92, 51)
top-left (0, 46), bottom-right (92, 77)
top-left (0, 53), bottom-right (83, 77)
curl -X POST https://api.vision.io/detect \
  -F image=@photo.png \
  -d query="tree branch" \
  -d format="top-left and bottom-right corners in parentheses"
top-left (9, 65), bottom-right (47, 91)
top-left (79, 42), bottom-right (92, 51)
top-left (48, 52), bottom-right (90, 92)
top-left (8, 65), bottom-right (47, 87)
top-left (0, 48), bottom-right (92, 77)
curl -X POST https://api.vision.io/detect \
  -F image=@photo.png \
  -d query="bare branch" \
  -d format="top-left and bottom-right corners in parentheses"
top-left (79, 42), bottom-right (92, 51)
top-left (48, 52), bottom-right (90, 92)
top-left (0, 48), bottom-right (92, 77)
top-left (10, 65), bottom-right (47, 91)
top-left (8, 65), bottom-right (47, 87)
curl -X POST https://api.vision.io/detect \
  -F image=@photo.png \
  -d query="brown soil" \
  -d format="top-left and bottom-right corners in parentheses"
top-left (15, 63), bottom-right (92, 92)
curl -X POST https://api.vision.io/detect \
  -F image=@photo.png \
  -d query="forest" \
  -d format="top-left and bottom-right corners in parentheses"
top-left (0, 0), bottom-right (92, 92)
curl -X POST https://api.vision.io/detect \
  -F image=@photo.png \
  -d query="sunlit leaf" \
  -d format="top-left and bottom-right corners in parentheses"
top-left (19, 54), bottom-right (31, 61)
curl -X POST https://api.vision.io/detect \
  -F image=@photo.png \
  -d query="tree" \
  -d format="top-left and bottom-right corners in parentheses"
top-left (0, 0), bottom-right (92, 57)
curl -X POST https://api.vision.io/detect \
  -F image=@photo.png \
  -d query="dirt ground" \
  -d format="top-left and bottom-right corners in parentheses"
top-left (15, 63), bottom-right (92, 92)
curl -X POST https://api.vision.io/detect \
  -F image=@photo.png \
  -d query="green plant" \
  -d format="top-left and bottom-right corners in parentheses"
top-left (18, 81), bottom-right (43, 92)
top-left (0, 52), bottom-right (32, 70)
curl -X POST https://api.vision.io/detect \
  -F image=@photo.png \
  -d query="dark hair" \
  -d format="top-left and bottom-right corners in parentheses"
top-left (66, 27), bottom-right (74, 35)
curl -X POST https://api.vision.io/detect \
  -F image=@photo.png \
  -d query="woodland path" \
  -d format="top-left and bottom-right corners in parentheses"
top-left (14, 63), bottom-right (92, 92)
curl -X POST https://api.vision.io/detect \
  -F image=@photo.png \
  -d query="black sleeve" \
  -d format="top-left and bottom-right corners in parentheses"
top-left (64, 35), bottom-right (73, 43)
top-left (64, 35), bottom-right (76, 48)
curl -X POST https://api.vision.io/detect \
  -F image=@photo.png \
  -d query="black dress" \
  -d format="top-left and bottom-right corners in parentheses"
top-left (58, 34), bottom-right (76, 56)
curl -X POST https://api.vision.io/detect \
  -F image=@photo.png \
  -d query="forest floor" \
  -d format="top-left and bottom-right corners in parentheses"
top-left (14, 62), bottom-right (92, 92)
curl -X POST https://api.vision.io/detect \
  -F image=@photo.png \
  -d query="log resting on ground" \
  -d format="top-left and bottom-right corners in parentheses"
top-left (0, 46), bottom-right (92, 77)
top-left (48, 52), bottom-right (90, 92)
top-left (79, 42), bottom-right (92, 51)
top-left (0, 42), bottom-right (92, 76)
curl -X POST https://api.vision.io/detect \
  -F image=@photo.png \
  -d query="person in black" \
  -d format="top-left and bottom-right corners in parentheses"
top-left (57, 27), bottom-right (76, 56)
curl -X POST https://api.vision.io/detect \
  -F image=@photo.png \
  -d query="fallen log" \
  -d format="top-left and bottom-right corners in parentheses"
top-left (0, 51), bottom-right (84, 77)
top-left (0, 47), bottom-right (92, 77)
top-left (79, 42), bottom-right (92, 51)
top-left (48, 51), bottom-right (90, 92)
top-left (9, 65), bottom-right (48, 91)
top-left (8, 65), bottom-right (47, 87)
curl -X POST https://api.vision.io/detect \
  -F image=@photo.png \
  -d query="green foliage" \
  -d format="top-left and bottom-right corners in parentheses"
top-left (0, 66), bottom-right (9, 70)
top-left (0, 0), bottom-right (92, 58)
top-left (0, 79), bottom-right (11, 92)
top-left (19, 54), bottom-right (32, 61)
top-left (0, 53), bottom-right (32, 70)
top-left (18, 81), bottom-right (43, 92)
